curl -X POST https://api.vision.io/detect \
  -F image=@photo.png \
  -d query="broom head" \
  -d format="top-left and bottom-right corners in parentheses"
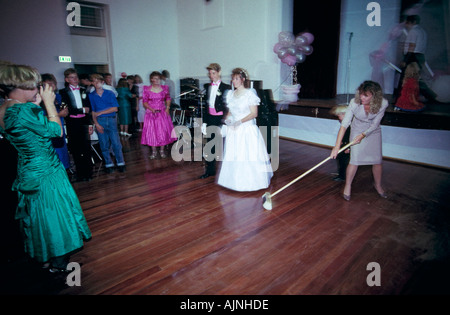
top-left (262, 192), bottom-right (272, 211)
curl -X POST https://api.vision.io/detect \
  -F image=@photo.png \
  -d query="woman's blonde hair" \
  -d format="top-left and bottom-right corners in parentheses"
top-left (354, 80), bottom-right (383, 114)
top-left (0, 62), bottom-right (41, 96)
top-left (330, 105), bottom-right (348, 116)
top-left (403, 62), bottom-right (420, 82)
top-left (89, 73), bottom-right (104, 82)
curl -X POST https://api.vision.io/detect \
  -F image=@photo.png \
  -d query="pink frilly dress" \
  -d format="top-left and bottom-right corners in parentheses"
top-left (395, 78), bottom-right (425, 112)
top-left (141, 85), bottom-right (177, 147)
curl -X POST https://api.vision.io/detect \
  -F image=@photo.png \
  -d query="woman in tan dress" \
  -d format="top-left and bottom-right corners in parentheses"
top-left (331, 81), bottom-right (389, 201)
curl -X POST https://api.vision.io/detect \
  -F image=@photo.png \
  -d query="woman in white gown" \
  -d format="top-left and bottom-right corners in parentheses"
top-left (217, 68), bottom-right (273, 191)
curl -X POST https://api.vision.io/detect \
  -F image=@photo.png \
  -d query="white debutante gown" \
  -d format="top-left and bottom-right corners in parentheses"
top-left (217, 89), bottom-right (273, 191)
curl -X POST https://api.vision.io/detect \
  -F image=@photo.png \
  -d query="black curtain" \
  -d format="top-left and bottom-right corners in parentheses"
top-left (293, 0), bottom-right (341, 98)
top-left (400, 0), bottom-right (421, 18)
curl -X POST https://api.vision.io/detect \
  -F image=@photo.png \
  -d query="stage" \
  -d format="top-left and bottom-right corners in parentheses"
top-left (277, 94), bottom-right (450, 169)
top-left (280, 94), bottom-right (450, 131)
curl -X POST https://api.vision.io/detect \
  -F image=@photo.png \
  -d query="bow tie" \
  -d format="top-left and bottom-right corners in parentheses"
top-left (211, 82), bottom-right (220, 86)
top-left (70, 86), bottom-right (80, 91)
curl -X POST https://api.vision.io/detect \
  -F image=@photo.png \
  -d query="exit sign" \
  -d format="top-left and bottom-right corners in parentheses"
top-left (59, 56), bottom-right (72, 63)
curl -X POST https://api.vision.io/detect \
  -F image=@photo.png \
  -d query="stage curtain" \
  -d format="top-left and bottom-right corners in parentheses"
top-left (293, 0), bottom-right (341, 99)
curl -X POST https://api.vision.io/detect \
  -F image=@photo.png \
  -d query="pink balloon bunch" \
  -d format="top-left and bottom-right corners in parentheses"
top-left (273, 31), bottom-right (314, 66)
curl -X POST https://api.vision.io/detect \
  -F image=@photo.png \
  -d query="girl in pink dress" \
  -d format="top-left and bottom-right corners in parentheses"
top-left (141, 71), bottom-right (177, 158)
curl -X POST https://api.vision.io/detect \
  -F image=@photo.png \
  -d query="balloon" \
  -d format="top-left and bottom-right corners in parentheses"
top-left (302, 32), bottom-right (315, 45)
top-left (273, 31), bottom-right (314, 64)
top-left (295, 52), bottom-right (306, 63)
top-left (277, 48), bottom-right (288, 59)
top-left (301, 45), bottom-right (314, 55)
top-left (278, 31), bottom-right (295, 47)
top-left (287, 47), bottom-right (297, 56)
top-left (282, 55), bottom-right (297, 66)
top-left (432, 75), bottom-right (450, 103)
top-left (295, 35), bottom-right (307, 47)
top-left (273, 42), bottom-right (284, 54)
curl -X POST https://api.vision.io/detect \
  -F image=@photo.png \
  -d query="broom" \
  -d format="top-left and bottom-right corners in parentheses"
top-left (262, 141), bottom-right (356, 210)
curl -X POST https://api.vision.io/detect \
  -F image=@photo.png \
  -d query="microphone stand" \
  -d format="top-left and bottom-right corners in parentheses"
top-left (340, 32), bottom-right (353, 105)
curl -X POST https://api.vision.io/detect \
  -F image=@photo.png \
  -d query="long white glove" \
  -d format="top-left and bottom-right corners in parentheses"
top-left (225, 118), bottom-right (242, 128)
top-left (232, 120), bottom-right (242, 127)
top-left (201, 123), bottom-right (207, 135)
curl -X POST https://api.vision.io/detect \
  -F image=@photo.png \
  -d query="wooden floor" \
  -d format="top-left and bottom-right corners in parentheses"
top-left (1, 133), bottom-right (450, 296)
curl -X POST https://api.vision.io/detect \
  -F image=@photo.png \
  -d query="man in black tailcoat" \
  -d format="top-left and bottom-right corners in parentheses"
top-left (200, 63), bottom-right (231, 179)
top-left (59, 68), bottom-right (93, 181)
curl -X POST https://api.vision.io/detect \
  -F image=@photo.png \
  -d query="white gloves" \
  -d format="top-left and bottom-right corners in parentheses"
top-left (232, 120), bottom-right (242, 127)
top-left (201, 123), bottom-right (207, 135)
top-left (225, 118), bottom-right (242, 128)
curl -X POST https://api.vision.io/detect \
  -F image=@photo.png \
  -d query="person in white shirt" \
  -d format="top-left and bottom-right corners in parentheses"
top-left (200, 63), bottom-right (231, 179)
top-left (396, 15), bottom-right (436, 102)
top-left (59, 68), bottom-right (94, 181)
top-left (103, 73), bottom-right (118, 97)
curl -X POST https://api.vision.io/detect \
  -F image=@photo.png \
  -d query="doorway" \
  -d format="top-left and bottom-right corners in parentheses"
top-left (293, 0), bottom-right (342, 98)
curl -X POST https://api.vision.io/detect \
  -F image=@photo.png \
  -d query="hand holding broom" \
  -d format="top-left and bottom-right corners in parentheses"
top-left (262, 140), bottom-right (357, 210)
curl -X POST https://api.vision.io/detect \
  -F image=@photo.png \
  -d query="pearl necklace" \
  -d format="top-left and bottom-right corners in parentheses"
top-left (6, 98), bottom-right (22, 103)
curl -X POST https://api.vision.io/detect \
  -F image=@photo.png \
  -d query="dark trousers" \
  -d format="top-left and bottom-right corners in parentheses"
top-left (336, 152), bottom-right (350, 180)
top-left (203, 114), bottom-right (223, 175)
top-left (66, 119), bottom-right (93, 180)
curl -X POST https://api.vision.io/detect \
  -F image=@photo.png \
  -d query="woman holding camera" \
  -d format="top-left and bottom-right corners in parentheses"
top-left (0, 63), bottom-right (91, 272)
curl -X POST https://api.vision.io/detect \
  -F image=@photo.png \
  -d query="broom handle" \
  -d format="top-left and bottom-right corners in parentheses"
top-left (271, 141), bottom-right (355, 198)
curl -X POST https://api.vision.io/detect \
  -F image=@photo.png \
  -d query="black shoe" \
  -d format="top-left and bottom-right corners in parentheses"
top-left (333, 176), bottom-right (345, 182)
top-left (118, 165), bottom-right (126, 172)
top-left (105, 167), bottom-right (114, 174)
top-left (200, 172), bottom-right (215, 179)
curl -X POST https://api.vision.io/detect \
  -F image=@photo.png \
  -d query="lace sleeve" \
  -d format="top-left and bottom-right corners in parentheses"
top-left (247, 88), bottom-right (261, 106)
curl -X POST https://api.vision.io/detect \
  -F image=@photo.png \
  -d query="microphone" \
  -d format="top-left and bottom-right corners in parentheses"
top-left (349, 32), bottom-right (353, 39)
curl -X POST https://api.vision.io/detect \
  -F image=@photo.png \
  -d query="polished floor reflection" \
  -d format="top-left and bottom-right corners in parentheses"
top-left (2, 134), bottom-right (450, 295)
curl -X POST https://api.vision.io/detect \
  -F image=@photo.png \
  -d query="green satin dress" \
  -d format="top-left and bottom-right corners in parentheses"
top-left (0, 102), bottom-right (91, 263)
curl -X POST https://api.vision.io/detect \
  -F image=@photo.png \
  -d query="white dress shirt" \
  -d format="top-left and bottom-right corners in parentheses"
top-left (70, 85), bottom-right (83, 109)
top-left (208, 81), bottom-right (221, 109)
top-left (404, 24), bottom-right (427, 54)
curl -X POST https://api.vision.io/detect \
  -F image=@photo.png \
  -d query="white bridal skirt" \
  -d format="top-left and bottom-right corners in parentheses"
top-left (217, 120), bottom-right (273, 192)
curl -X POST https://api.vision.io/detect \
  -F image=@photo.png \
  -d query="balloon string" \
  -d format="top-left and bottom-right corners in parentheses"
top-left (291, 66), bottom-right (298, 85)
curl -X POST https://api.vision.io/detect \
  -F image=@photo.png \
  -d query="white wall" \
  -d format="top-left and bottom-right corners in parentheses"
top-left (176, 0), bottom-right (290, 98)
top-left (95, 0), bottom-right (180, 89)
top-left (0, 0), bottom-right (289, 98)
top-left (0, 0), bottom-right (73, 88)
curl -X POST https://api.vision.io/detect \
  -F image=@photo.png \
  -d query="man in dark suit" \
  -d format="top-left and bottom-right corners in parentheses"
top-left (60, 68), bottom-right (93, 181)
top-left (200, 63), bottom-right (231, 179)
